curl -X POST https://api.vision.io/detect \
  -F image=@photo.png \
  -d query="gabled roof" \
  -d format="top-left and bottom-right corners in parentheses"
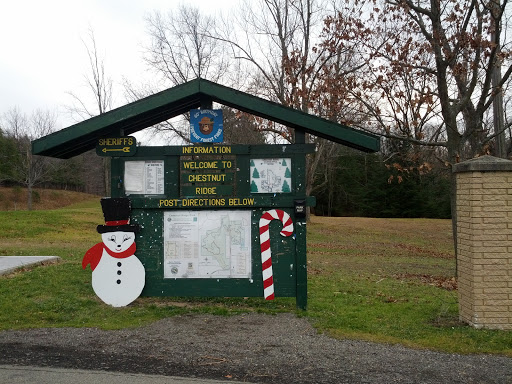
top-left (32, 78), bottom-right (380, 158)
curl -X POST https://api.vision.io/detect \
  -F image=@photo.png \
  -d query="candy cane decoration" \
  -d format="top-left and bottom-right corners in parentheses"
top-left (259, 209), bottom-right (294, 300)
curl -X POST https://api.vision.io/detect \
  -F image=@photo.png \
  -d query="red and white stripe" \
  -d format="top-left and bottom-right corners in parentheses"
top-left (259, 209), bottom-right (294, 300)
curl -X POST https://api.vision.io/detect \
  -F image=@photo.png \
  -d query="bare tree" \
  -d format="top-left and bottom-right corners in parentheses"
top-left (67, 28), bottom-right (113, 120)
top-left (144, 6), bottom-right (231, 85)
top-left (371, 0), bottom-right (512, 161)
top-left (3, 108), bottom-right (57, 210)
top-left (214, 0), bottom-right (330, 110)
top-left (66, 27), bottom-right (114, 195)
top-left (319, 0), bottom-right (512, 248)
top-left (212, 0), bottom-right (368, 211)
top-left (0, 128), bottom-right (19, 184)
top-left (129, 5), bottom-right (246, 144)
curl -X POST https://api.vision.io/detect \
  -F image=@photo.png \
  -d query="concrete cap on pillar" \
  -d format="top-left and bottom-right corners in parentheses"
top-left (452, 155), bottom-right (512, 173)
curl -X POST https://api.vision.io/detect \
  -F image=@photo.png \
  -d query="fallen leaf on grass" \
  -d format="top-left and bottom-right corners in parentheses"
top-left (394, 274), bottom-right (457, 290)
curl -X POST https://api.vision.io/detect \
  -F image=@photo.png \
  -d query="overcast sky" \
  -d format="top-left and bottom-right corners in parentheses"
top-left (1, 0), bottom-right (238, 129)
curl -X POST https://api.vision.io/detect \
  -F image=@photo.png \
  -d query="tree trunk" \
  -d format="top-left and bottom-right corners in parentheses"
top-left (26, 148), bottom-right (33, 211)
top-left (445, 117), bottom-right (462, 265)
top-left (491, 0), bottom-right (506, 158)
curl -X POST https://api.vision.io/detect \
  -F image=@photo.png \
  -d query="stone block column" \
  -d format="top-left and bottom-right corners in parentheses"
top-left (453, 155), bottom-right (512, 329)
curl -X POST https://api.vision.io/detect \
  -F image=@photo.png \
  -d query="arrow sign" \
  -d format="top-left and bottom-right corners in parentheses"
top-left (102, 147), bottom-right (131, 153)
top-left (96, 137), bottom-right (137, 157)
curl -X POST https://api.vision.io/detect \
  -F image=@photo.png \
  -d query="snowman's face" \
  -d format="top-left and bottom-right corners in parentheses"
top-left (102, 231), bottom-right (136, 253)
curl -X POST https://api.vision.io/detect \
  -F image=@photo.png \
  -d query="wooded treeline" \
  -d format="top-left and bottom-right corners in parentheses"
top-left (0, 112), bottom-right (450, 217)
top-left (2, 0), bottom-right (511, 219)
top-left (0, 109), bottom-right (107, 201)
top-left (313, 151), bottom-right (451, 218)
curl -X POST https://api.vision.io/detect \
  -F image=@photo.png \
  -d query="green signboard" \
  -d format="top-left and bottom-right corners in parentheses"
top-left (96, 136), bottom-right (137, 157)
top-left (110, 143), bottom-right (314, 309)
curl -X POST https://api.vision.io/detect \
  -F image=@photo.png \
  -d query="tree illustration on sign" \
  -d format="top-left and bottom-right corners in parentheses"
top-left (251, 180), bottom-right (259, 192)
top-left (284, 167), bottom-right (291, 178)
top-left (282, 180), bottom-right (291, 193)
top-left (252, 167), bottom-right (260, 178)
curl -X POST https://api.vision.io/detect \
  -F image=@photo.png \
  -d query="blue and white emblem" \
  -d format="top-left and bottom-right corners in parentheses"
top-left (190, 109), bottom-right (223, 143)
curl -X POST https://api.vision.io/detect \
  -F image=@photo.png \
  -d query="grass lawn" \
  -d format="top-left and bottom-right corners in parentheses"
top-left (0, 192), bottom-right (510, 356)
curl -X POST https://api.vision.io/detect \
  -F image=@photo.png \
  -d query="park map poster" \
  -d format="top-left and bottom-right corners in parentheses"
top-left (163, 210), bottom-right (252, 279)
top-left (250, 158), bottom-right (292, 193)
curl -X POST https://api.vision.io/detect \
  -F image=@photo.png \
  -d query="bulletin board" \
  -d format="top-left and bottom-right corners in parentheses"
top-left (109, 144), bottom-right (315, 309)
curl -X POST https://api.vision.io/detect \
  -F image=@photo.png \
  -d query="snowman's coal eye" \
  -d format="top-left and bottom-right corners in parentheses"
top-left (123, 234), bottom-right (131, 242)
top-left (109, 235), bottom-right (116, 242)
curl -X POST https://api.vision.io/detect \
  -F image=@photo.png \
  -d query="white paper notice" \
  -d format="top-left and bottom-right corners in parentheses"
top-left (163, 210), bottom-right (252, 279)
top-left (124, 160), bottom-right (164, 195)
top-left (145, 161), bottom-right (164, 195)
top-left (124, 161), bottom-right (144, 194)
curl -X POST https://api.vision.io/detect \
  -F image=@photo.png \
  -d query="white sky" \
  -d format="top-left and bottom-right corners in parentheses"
top-left (0, 0), bottom-right (238, 130)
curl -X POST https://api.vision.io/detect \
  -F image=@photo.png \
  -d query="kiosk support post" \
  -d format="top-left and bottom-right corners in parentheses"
top-left (294, 130), bottom-right (308, 310)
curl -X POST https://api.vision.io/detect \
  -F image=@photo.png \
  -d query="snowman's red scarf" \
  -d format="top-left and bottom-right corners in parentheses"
top-left (82, 242), bottom-right (136, 271)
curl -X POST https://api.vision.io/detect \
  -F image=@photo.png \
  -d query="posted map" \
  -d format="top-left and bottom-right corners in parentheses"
top-left (163, 210), bottom-right (252, 279)
top-left (250, 158), bottom-right (292, 193)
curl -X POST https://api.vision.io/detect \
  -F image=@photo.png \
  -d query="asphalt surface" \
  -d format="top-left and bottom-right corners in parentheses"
top-left (0, 365), bottom-right (247, 384)
top-left (0, 256), bottom-right (60, 276)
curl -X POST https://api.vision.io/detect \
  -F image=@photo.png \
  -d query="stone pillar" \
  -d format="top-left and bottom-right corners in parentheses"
top-left (453, 155), bottom-right (512, 329)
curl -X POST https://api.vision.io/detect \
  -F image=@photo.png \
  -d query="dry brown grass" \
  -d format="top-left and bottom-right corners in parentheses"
top-left (307, 215), bottom-right (456, 289)
top-left (0, 187), bottom-right (99, 211)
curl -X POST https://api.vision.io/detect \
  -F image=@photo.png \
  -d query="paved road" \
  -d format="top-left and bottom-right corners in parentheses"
top-left (0, 365), bottom-right (248, 384)
top-left (0, 256), bottom-right (60, 276)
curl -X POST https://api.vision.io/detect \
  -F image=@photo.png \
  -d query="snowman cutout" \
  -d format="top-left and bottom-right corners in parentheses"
top-left (82, 197), bottom-right (145, 307)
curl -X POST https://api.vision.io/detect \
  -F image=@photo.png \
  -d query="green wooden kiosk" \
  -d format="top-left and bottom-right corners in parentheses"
top-left (32, 78), bottom-right (379, 309)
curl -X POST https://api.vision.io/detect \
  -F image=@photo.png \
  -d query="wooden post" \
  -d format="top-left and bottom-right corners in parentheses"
top-left (295, 132), bottom-right (308, 310)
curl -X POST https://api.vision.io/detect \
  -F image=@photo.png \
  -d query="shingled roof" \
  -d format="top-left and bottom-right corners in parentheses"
top-left (32, 78), bottom-right (380, 158)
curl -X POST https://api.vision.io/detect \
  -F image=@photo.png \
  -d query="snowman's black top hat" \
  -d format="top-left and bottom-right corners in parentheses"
top-left (97, 198), bottom-right (140, 234)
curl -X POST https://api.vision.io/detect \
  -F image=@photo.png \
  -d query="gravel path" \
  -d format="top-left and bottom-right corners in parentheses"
top-left (0, 313), bottom-right (510, 383)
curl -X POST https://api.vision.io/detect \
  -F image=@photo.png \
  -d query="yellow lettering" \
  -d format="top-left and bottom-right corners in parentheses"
top-left (183, 161), bottom-right (219, 169)
top-left (195, 187), bottom-right (217, 194)
top-left (99, 137), bottom-right (134, 147)
top-left (188, 174), bottom-right (227, 182)
top-left (159, 199), bottom-right (179, 207)
top-left (183, 199), bottom-right (199, 207)
top-left (228, 198), bottom-right (255, 207)
top-left (186, 146), bottom-right (232, 154)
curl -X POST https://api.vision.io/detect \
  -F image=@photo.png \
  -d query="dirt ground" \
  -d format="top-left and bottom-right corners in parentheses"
top-left (0, 313), bottom-right (510, 383)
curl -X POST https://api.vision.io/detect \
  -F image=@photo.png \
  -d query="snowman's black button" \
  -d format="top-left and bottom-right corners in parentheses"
top-left (116, 279), bottom-right (121, 284)
top-left (117, 270), bottom-right (122, 275)
top-left (117, 262), bottom-right (122, 267)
